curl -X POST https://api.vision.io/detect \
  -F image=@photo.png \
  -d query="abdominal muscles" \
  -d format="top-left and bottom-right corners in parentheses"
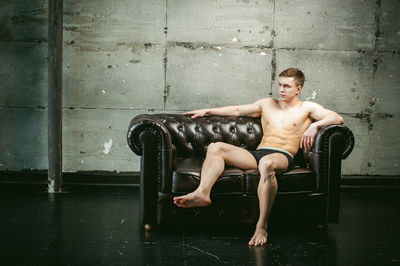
top-left (258, 120), bottom-right (312, 156)
top-left (258, 130), bottom-right (302, 156)
top-left (258, 103), bottom-right (313, 156)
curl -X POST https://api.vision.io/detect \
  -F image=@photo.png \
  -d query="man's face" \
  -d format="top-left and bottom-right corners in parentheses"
top-left (278, 77), bottom-right (301, 100)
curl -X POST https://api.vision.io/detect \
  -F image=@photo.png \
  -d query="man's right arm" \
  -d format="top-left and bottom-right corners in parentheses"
top-left (185, 100), bottom-right (263, 119)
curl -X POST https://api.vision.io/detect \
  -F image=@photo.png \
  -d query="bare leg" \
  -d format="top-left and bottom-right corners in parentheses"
top-left (173, 150), bottom-right (224, 208)
top-left (173, 142), bottom-right (257, 208)
top-left (249, 153), bottom-right (289, 247)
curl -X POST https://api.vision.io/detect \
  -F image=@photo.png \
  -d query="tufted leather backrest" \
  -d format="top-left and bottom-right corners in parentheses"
top-left (154, 114), bottom-right (263, 158)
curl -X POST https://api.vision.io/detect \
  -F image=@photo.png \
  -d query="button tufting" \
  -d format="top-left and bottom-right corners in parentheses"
top-left (187, 142), bottom-right (193, 149)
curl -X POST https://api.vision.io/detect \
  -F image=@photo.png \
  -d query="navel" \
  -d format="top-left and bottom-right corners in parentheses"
top-left (292, 123), bottom-right (296, 127)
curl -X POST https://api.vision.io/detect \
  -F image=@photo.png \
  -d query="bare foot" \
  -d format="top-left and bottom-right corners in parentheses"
top-left (173, 191), bottom-right (211, 208)
top-left (248, 228), bottom-right (268, 247)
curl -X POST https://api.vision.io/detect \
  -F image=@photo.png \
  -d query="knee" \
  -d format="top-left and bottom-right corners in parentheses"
top-left (258, 157), bottom-right (275, 178)
top-left (207, 142), bottom-right (224, 156)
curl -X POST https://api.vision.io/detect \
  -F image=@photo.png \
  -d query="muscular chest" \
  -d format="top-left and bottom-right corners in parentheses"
top-left (261, 106), bottom-right (311, 131)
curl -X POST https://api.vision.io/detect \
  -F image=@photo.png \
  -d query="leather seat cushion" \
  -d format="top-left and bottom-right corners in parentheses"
top-left (171, 158), bottom-right (317, 194)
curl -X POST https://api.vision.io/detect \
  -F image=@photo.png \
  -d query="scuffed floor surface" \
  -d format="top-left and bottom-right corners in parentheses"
top-left (0, 183), bottom-right (399, 265)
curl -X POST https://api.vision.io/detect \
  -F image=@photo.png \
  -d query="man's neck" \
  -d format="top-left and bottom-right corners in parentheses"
top-left (279, 96), bottom-right (302, 108)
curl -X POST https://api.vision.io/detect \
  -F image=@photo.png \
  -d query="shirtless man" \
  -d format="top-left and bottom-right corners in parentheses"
top-left (173, 68), bottom-right (344, 246)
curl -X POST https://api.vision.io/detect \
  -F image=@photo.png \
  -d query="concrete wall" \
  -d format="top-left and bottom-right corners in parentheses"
top-left (0, 0), bottom-right (399, 176)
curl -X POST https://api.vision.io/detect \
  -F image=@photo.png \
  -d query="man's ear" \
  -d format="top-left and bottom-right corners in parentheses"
top-left (296, 86), bottom-right (303, 95)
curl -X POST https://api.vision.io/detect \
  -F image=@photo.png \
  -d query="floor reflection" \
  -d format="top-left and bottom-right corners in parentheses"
top-left (0, 184), bottom-right (399, 265)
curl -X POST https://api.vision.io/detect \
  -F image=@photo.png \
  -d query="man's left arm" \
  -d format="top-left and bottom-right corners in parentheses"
top-left (300, 102), bottom-right (344, 150)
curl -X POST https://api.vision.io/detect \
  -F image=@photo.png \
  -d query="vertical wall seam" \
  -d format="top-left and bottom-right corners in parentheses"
top-left (163, 0), bottom-right (169, 112)
top-left (269, 0), bottom-right (276, 96)
top-left (369, 0), bottom-right (382, 175)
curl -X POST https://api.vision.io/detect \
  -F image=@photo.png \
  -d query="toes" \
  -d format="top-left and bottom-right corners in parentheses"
top-left (251, 237), bottom-right (267, 247)
top-left (173, 198), bottom-right (182, 207)
top-left (248, 237), bottom-right (255, 246)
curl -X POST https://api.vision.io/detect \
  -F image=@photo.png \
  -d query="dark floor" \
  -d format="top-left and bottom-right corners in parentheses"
top-left (0, 183), bottom-right (399, 266)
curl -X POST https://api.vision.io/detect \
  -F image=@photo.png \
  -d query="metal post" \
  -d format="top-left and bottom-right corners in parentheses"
top-left (48, 0), bottom-right (63, 193)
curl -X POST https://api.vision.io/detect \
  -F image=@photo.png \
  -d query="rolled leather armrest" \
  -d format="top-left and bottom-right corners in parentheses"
top-left (127, 114), bottom-right (173, 192)
top-left (127, 114), bottom-right (172, 156)
top-left (303, 124), bottom-right (355, 222)
top-left (304, 124), bottom-right (354, 169)
top-left (303, 124), bottom-right (354, 189)
top-left (314, 124), bottom-right (355, 160)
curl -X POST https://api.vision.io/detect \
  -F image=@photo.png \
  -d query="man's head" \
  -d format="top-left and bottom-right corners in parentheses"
top-left (279, 68), bottom-right (305, 87)
top-left (278, 68), bottom-right (305, 100)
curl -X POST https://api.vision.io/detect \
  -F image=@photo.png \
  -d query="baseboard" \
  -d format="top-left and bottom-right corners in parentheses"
top-left (341, 175), bottom-right (400, 187)
top-left (0, 170), bottom-right (140, 185)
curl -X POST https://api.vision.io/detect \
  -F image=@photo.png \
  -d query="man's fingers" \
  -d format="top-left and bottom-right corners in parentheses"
top-left (307, 137), bottom-right (314, 150)
top-left (301, 133), bottom-right (313, 150)
top-left (184, 110), bottom-right (196, 115)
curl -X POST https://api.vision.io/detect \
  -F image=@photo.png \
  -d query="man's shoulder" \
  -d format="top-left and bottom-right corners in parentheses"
top-left (301, 101), bottom-right (331, 115)
top-left (256, 97), bottom-right (276, 106)
top-left (302, 100), bottom-right (324, 109)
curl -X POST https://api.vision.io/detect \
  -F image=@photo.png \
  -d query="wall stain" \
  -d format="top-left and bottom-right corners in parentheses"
top-left (170, 41), bottom-right (273, 52)
top-left (171, 41), bottom-right (223, 51)
top-left (350, 110), bottom-right (395, 132)
top-left (117, 42), bottom-right (153, 54)
top-left (164, 84), bottom-right (171, 102)
top-left (243, 45), bottom-right (272, 52)
top-left (258, 25), bottom-right (271, 34)
top-left (376, 112), bottom-right (394, 119)
top-left (373, 58), bottom-right (379, 73)
top-left (64, 26), bottom-right (79, 32)
top-left (11, 15), bottom-right (47, 25)
top-left (270, 50), bottom-right (276, 82)
top-left (352, 110), bottom-right (371, 120)
top-left (351, 108), bottom-right (376, 130)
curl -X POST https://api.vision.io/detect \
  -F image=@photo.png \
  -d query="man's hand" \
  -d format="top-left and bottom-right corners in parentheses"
top-left (184, 109), bottom-right (208, 119)
top-left (300, 123), bottom-right (318, 150)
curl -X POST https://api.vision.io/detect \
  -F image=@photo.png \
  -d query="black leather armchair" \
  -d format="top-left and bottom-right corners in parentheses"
top-left (127, 114), bottom-right (354, 229)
